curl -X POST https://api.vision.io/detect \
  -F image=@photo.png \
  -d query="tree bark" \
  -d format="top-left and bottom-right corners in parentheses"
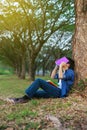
top-left (20, 57), bottom-right (26, 79)
top-left (72, 0), bottom-right (87, 84)
top-left (16, 65), bottom-right (21, 78)
top-left (42, 65), bottom-right (45, 76)
top-left (28, 57), bottom-right (36, 81)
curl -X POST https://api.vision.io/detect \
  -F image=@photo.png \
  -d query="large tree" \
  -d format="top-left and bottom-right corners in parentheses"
top-left (72, 0), bottom-right (87, 83)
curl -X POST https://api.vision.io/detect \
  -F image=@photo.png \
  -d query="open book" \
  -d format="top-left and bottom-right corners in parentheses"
top-left (47, 80), bottom-right (58, 87)
top-left (55, 57), bottom-right (69, 66)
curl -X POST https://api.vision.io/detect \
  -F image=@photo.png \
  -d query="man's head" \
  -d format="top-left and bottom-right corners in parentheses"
top-left (66, 57), bottom-right (75, 70)
top-left (55, 56), bottom-right (75, 70)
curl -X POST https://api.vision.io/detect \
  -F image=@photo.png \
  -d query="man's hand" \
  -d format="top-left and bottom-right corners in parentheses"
top-left (54, 65), bottom-right (59, 70)
top-left (59, 62), bottom-right (66, 68)
top-left (59, 62), bottom-right (66, 79)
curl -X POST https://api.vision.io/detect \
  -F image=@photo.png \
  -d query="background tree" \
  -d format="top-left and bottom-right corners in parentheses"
top-left (0, 0), bottom-right (28, 79)
top-left (72, 0), bottom-right (87, 84)
top-left (0, 0), bottom-right (75, 80)
top-left (36, 31), bottom-right (73, 76)
top-left (0, 38), bottom-right (23, 78)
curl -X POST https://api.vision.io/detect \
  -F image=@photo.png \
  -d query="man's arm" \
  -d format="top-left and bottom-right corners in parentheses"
top-left (58, 64), bottom-right (63, 79)
top-left (51, 65), bottom-right (58, 79)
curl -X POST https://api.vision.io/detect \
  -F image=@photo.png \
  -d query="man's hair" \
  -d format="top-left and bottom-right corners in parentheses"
top-left (66, 57), bottom-right (75, 70)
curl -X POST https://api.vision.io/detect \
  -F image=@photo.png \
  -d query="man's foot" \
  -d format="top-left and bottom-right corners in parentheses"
top-left (5, 98), bottom-right (18, 104)
top-left (6, 97), bottom-right (29, 104)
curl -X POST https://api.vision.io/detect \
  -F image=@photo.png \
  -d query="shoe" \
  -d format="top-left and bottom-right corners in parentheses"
top-left (6, 97), bottom-right (29, 104)
top-left (14, 98), bottom-right (29, 104)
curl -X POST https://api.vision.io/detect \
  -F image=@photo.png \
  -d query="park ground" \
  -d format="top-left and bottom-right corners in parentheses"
top-left (0, 75), bottom-right (87, 130)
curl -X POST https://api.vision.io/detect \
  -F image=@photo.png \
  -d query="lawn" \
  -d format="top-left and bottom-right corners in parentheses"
top-left (0, 75), bottom-right (87, 130)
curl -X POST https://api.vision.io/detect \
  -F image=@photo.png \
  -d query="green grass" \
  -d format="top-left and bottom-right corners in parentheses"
top-left (0, 74), bottom-right (54, 129)
top-left (0, 74), bottom-right (86, 130)
top-left (7, 109), bottom-right (38, 121)
top-left (0, 74), bottom-right (64, 129)
top-left (0, 68), bottom-right (13, 75)
top-left (0, 75), bottom-right (30, 97)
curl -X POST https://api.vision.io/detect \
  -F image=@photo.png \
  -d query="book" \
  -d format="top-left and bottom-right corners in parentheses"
top-left (55, 56), bottom-right (69, 66)
top-left (47, 80), bottom-right (58, 87)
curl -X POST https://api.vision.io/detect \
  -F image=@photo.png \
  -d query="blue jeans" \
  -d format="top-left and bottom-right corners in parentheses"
top-left (25, 78), bottom-right (61, 98)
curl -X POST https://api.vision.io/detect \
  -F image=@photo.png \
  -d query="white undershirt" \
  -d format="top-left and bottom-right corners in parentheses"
top-left (58, 79), bottom-right (62, 89)
top-left (58, 71), bottom-right (65, 89)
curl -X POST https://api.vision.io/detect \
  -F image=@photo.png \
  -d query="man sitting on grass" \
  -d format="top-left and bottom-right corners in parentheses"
top-left (7, 57), bottom-right (75, 104)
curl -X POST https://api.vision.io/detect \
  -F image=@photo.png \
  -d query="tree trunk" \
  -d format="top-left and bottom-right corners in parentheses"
top-left (29, 58), bottom-right (36, 81)
top-left (72, 0), bottom-right (87, 84)
top-left (42, 66), bottom-right (45, 76)
top-left (16, 65), bottom-right (21, 78)
top-left (20, 57), bottom-right (26, 79)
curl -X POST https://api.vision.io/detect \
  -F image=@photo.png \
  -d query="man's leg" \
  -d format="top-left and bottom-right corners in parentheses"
top-left (6, 78), bottom-right (60, 104)
top-left (25, 78), bottom-right (61, 98)
top-left (33, 90), bottom-right (51, 98)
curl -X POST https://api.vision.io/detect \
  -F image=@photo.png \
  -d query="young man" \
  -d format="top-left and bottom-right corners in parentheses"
top-left (7, 57), bottom-right (75, 104)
